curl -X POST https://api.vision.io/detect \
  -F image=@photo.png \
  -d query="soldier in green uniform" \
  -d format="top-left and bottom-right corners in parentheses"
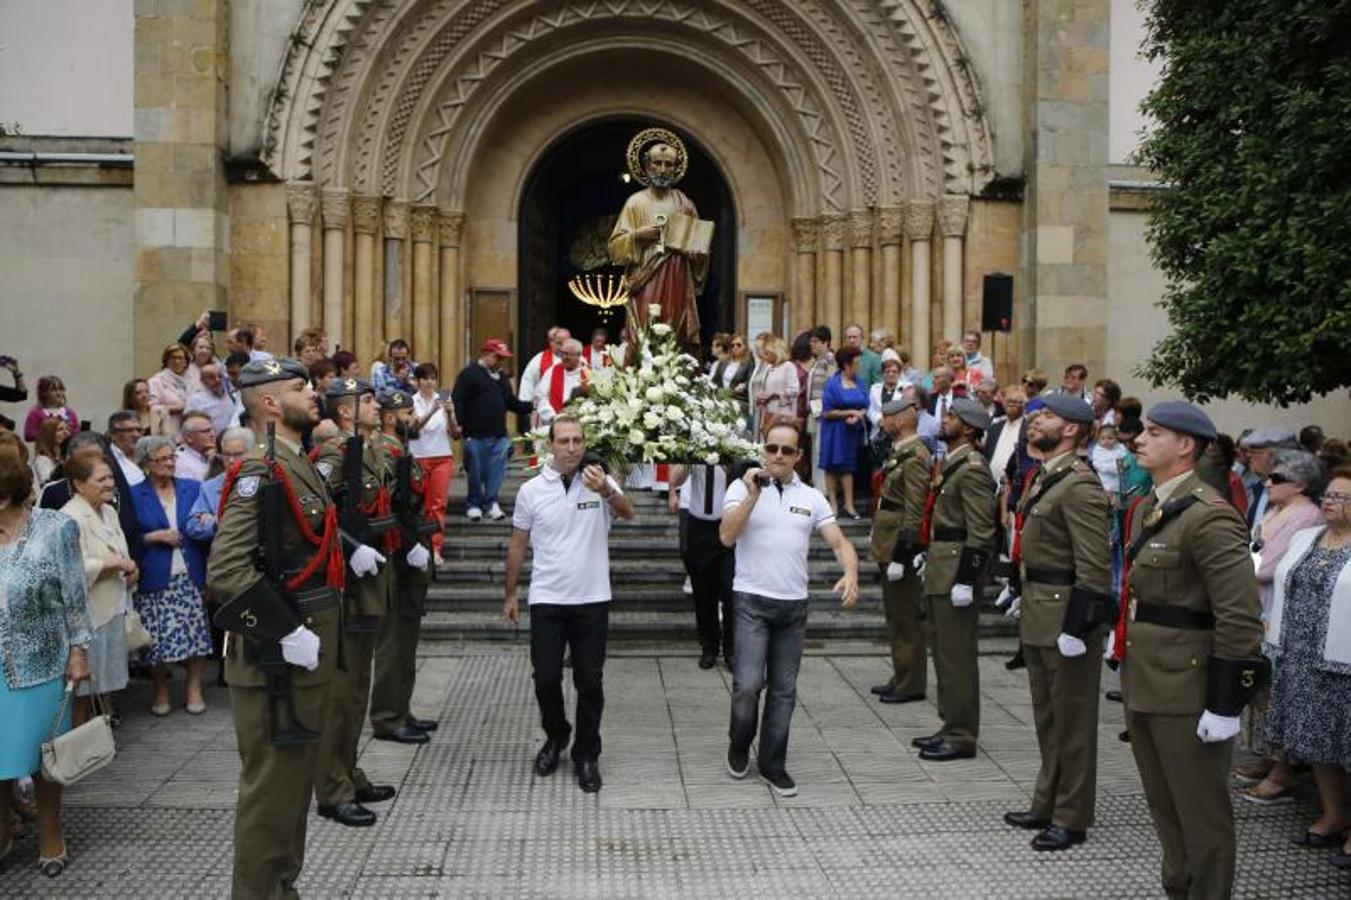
top-left (868, 397), bottom-right (932, 704)
top-left (312, 377), bottom-right (399, 827)
top-left (1117, 401), bottom-right (1266, 899)
top-left (369, 389), bottom-right (438, 743)
top-left (207, 357), bottom-right (344, 899)
top-left (914, 397), bottom-right (996, 761)
top-left (1000, 393), bottom-right (1114, 851)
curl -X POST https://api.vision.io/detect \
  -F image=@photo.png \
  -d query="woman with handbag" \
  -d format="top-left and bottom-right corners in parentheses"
top-left (0, 432), bottom-right (92, 877)
top-left (61, 453), bottom-right (138, 726)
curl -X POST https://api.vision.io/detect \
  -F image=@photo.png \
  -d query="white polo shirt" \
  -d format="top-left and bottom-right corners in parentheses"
top-left (512, 464), bottom-right (621, 605)
top-left (724, 473), bottom-right (835, 600)
top-left (686, 464), bottom-right (729, 522)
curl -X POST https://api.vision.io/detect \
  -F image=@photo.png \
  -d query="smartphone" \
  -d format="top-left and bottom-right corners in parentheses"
top-left (437, 389), bottom-right (451, 403)
top-left (79, 420), bottom-right (91, 433)
top-left (208, 310), bottom-right (228, 332)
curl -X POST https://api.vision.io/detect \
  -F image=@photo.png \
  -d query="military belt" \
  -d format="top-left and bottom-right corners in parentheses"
top-left (1132, 601), bottom-right (1214, 631)
top-left (1023, 567), bottom-right (1074, 585)
top-left (293, 586), bottom-right (340, 614)
top-left (878, 498), bottom-right (904, 512)
top-left (932, 527), bottom-right (967, 542)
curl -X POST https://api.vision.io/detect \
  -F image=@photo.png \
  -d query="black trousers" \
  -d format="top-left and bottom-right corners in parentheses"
top-left (530, 601), bottom-right (609, 761)
top-left (683, 515), bottom-right (735, 659)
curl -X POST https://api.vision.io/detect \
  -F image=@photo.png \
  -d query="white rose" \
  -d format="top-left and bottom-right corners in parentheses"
top-left (665, 406), bottom-right (685, 422)
top-left (627, 397), bottom-right (644, 410)
top-left (648, 303), bottom-right (663, 319)
top-left (651, 322), bottom-right (672, 337)
top-left (643, 411), bottom-right (663, 429)
top-left (628, 429), bottom-right (646, 445)
top-left (645, 386), bottom-right (665, 402)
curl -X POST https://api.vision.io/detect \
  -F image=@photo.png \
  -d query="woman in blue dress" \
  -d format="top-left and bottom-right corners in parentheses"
top-left (0, 433), bottom-right (92, 878)
top-left (818, 346), bottom-right (869, 518)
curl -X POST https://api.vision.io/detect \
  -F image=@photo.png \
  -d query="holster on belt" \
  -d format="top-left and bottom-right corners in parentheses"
top-left (1060, 584), bottom-right (1115, 639)
top-left (955, 545), bottom-right (989, 586)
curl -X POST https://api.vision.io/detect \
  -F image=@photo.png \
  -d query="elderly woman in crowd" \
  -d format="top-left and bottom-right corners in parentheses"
top-left (866, 351), bottom-right (906, 431)
top-left (819, 346), bottom-right (869, 519)
top-left (129, 436), bottom-right (212, 716)
top-left (0, 432), bottom-right (91, 877)
top-left (31, 416), bottom-right (71, 489)
top-left (60, 452), bottom-right (136, 725)
top-left (22, 376), bottom-right (79, 444)
top-left (1262, 465), bottom-right (1351, 868)
top-left (751, 335), bottom-right (799, 439)
top-left (147, 343), bottom-right (192, 435)
top-left (332, 350), bottom-right (360, 379)
top-left (184, 333), bottom-right (219, 394)
top-left (945, 347), bottom-right (974, 392)
top-left (122, 378), bottom-right (170, 438)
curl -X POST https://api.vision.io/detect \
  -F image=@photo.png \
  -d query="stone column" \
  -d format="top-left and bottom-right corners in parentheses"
top-left (790, 217), bottom-right (818, 334)
top-left (819, 214), bottom-right (846, 340)
top-left (438, 209), bottom-right (465, 380)
top-left (320, 188), bottom-right (350, 348)
top-left (904, 200), bottom-right (935, 366)
top-left (848, 210), bottom-right (873, 332)
top-left (352, 195), bottom-right (382, 369)
top-left (938, 194), bottom-right (970, 344)
top-left (382, 200), bottom-right (409, 343)
top-left (286, 182), bottom-right (317, 344)
top-left (876, 207), bottom-right (903, 345)
top-left (410, 204), bottom-right (438, 366)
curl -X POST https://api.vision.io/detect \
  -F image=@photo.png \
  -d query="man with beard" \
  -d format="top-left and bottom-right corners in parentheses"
top-left (1000, 393), bottom-right (1113, 851)
top-left (206, 357), bottom-right (340, 898)
top-left (913, 398), bottom-right (996, 761)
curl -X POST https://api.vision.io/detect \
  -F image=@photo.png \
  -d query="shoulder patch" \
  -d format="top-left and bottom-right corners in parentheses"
top-left (968, 454), bottom-right (984, 465)
top-left (236, 476), bottom-right (260, 498)
top-left (316, 461), bottom-right (333, 480)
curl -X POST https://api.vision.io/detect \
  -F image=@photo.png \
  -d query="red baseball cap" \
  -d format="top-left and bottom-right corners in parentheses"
top-left (481, 338), bottom-right (513, 358)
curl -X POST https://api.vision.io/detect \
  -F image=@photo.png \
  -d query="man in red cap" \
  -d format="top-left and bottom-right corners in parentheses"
top-left (450, 339), bottom-right (535, 521)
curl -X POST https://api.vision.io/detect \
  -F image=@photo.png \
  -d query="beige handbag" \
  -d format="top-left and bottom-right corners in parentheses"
top-left (124, 610), bottom-right (153, 652)
top-left (40, 681), bottom-right (117, 786)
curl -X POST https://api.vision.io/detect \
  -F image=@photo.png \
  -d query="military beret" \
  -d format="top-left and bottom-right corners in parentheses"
top-left (880, 396), bottom-right (916, 416)
top-left (1146, 401), bottom-right (1217, 441)
top-left (325, 376), bottom-right (373, 399)
top-left (1238, 426), bottom-right (1298, 450)
top-left (950, 397), bottom-right (991, 431)
top-left (1040, 392), bottom-right (1096, 425)
top-left (378, 389), bottom-right (412, 411)
top-left (236, 356), bottom-right (309, 388)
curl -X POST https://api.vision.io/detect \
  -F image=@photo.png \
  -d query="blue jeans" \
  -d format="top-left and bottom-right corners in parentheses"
top-left (463, 436), bottom-right (509, 510)
top-left (728, 592), bottom-right (809, 777)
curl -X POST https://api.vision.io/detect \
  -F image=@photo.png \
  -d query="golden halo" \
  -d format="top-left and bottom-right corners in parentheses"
top-left (626, 126), bottom-right (688, 187)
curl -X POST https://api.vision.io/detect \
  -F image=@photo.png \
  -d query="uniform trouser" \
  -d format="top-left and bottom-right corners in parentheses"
top-left (879, 566), bottom-right (926, 696)
top-left (1127, 710), bottom-right (1236, 900)
top-left (369, 567), bottom-right (427, 733)
top-left (683, 516), bottom-right (735, 659)
top-left (230, 680), bottom-right (329, 900)
top-left (1025, 640), bottom-right (1104, 830)
top-left (531, 601), bottom-right (609, 761)
top-left (924, 593), bottom-right (980, 751)
top-left (316, 628), bottom-right (378, 805)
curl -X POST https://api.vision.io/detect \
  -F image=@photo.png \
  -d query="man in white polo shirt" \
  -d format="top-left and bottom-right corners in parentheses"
top-left (503, 415), bottom-right (635, 793)
top-left (720, 422), bottom-right (860, 797)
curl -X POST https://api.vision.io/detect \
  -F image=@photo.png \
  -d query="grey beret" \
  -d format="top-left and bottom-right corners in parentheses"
top-left (236, 356), bottom-right (309, 389)
top-left (1239, 426), bottom-right (1299, 450)
top-left (325, 376), bottom-right (373, 399)
top-left (881, 396), bottom-right (917, 416)
top-left (951, 397), bottom-right (992, 431)
top-left (1146, 401), bottom-right (1217, 441)
top-left (1040, 392), bottom-right (1095, 425)
top-left (378, 389), bottom-right (413, 411)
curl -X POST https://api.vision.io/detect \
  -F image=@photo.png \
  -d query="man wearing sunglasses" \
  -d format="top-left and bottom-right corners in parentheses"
top-left (720, 423), bottom-right (860, 797)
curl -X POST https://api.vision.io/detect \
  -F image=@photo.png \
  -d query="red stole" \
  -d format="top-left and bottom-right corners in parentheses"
top-left (537, 348), bottom-right (554, 379)
top-left (583, 346), bottom-right (610, 368)
top-left (547, 364), bottom-right (587, 412)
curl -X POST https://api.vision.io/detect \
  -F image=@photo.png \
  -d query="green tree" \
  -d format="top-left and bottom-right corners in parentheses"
top-left (1136, 0), bottom-right (1351, 404)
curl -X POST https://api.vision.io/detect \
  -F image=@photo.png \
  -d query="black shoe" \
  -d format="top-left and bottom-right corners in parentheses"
top-left (727, 744), bottom-right (749, 780)
top-left (1331, 850), bottom-right (1351, 870)
top-left (760, 770), bottom-right (797, 798)
top-left (870, 682), bottom-right (896, 696)
top-left (373, 724), bottom-right (430, 745)
top-left (878, 690), bottom-right (925, 705)
top-left (1004, 810), bottom-right (1051, 831)
top-left (355, 783), bottom-right (396, 804)
top-left (575, 759), bottom-right (602, 793)
top-left (1118, 729), bottom-right (1131, 743)
top-left (1032, 825), bottom-right (1086, 851)
top-left (317, 801), bottom-right (377, 827)
top-left (698, 652), bottom-right (717, 670)
top-left (910, 733), bottom-right (942, 750)
top-left (1005, 649), bottom-right (1027, 671)
top-left (406, 717), bottom-right (438, 732)
top-left (918, 739), bottom-right (976, 762)
top-left (1105, 690), bottom-right (1123, 703)
top-left (535, 737), bottom-right (568, 776)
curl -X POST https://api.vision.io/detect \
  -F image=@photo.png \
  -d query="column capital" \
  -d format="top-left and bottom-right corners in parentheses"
top-left (848, 209), bottom-right (874, 248)
top-left (790, 217), bottom-right (818, 253)
top-left (438, 209), bottom-right (466, 247)
top-left (903, 199), bottom-right (935, 241)
top-left (876, 206), bottom-right (904, 245)
top-left (938, 194), bottom-right (970, 238)
top-left (352, 195), bottom-right (382, 235)
top-left (286, 181), bottom-right (318, 223)
top-left (820, 214), bottom-right (846, 251)
top-left (410, 204), bottom-right (437, 243)
top-left (382, 199), bottom-right (410, 239)
top-left (320, 187), bottom-right (351, 229)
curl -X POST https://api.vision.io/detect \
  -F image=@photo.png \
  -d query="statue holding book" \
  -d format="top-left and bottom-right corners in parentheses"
top-left (608, 127), bottom-right (714, 350)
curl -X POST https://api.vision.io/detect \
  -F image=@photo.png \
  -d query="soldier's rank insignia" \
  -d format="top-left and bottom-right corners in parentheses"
top-left (236, 476), bottom-right (260, 498)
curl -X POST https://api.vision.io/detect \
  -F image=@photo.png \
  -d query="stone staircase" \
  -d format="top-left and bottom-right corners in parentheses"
top-left (422, 461), bottom-right (1018, 647)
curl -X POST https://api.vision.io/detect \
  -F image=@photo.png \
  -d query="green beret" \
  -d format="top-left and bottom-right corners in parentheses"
top-left (326, 376), bottom-right (373, 399)
top-left (236, 357), bottom-right (309, 388)
top-left (378, 389), bottom-right (412, 411)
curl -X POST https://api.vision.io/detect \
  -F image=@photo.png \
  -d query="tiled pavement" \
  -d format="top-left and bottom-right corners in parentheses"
top-left (1, 645), bottom-right (1347, 898)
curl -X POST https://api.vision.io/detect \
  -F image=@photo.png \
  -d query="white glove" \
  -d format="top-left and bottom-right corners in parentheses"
top-left (349, 544), bottom-right (386, 578)
top-left (1004, 595), bottom-right (1022, 620)
top-left (1196, 710), bottom-right (1241, 743)
top-left (280, 626), bottom-right (321, 671)
top-left (950, 583), bottom-right (974, 607)
top-left (885, 562), bottom-right (906, 582)
top-left (1251, 551), bottom-right (1262, 574)
top-left (405, 543), bottom-right (431, 569)
top-left (911, 553), bottom-right (927, 578)
top-left (1056, 633), bottom-right (1088, 657)
top-left (1103, 630), bottom-right (1116, 660)
top-left (995, 584), bottom-right (1017, 610)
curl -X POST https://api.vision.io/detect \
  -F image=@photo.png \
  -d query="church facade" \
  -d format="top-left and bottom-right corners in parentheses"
top-left (1, 0), bottom-right (1345, 432)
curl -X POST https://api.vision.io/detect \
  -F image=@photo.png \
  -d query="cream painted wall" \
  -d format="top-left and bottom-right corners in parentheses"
top-left (1107, 210), bottom-right (1350, 435)
top-left (0, 0), bottom-right (133, 137)
top-left (0, 185), bottom-right (135, 433)
top-left (1109, 0), bottom-right (1160, 164)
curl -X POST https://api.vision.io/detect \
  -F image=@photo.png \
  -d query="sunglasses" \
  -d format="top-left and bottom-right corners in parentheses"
top-left (763, 444), bottom-right (799, 457)
top-left (1324, 491), bottom-right (1350, 504)
top-left (1267, 473), bottom-right (1292, 485)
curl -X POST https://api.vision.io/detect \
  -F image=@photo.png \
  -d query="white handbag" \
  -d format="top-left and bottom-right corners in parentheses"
top-left (40, 681), bottom-right (117, 786)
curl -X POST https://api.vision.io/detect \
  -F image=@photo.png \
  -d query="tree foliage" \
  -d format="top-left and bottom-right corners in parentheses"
top-left (1136, 0), bottom-right (1351, 404)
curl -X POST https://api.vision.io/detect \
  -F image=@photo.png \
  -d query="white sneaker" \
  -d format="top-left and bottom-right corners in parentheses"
top-left (466, 506), bottom-right (483, 521)
top-left (487, 503), bottom-right (505, 521)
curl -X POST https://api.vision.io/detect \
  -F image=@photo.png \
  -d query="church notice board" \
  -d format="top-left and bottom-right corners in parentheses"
top-left (740, 292), bottom-right (784, 339)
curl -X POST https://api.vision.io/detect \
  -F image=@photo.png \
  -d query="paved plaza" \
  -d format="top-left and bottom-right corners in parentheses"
top-left (1, 642), bottom-right (1346, 898)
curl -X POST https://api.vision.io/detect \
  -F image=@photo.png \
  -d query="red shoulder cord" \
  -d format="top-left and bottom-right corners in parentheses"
top-left (918, 461), bottom-right (940, 547)
top-left (1008, 466), bottom-right (1040, 567)
top-left (1110, 495), bottom-right (1146, 664)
